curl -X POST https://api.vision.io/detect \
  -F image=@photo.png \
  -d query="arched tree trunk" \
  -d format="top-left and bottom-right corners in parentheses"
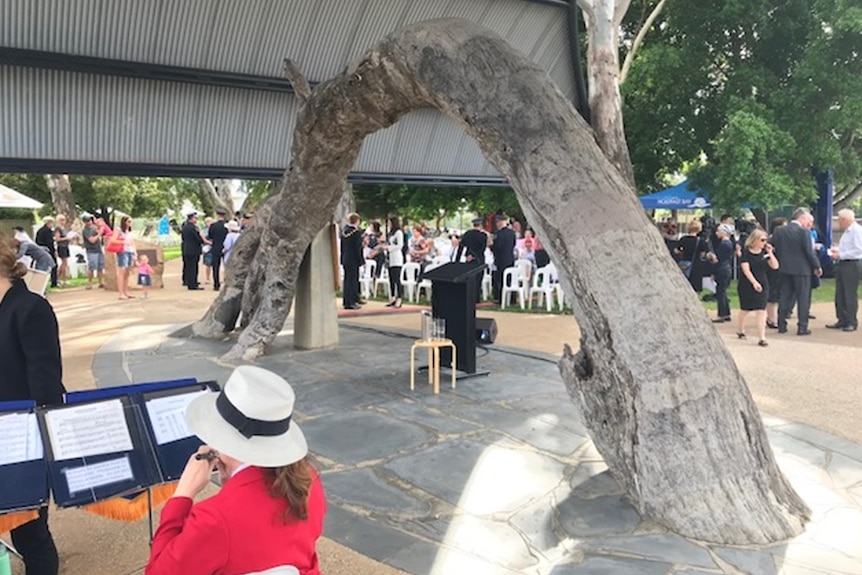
top-left (193, 18), bottom-right (809, 542)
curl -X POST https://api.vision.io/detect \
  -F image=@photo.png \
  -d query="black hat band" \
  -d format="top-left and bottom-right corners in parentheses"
top-left (216, 392), bottom-right (291, 439)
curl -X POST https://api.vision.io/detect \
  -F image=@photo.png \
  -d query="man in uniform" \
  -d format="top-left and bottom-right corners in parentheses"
top-left (181, 212), bottom-right (206, 290)
top-left (457, 217), bottom-right (489, 301)
top-left (491, 214), bottom-right (516, 304)
top-left (340, 212), bottom-right (365, 310)
top-left (208, 208), bottom-right (229, 291)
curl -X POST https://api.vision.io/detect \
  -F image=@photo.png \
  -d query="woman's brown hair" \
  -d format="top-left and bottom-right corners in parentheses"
top-left (0, 234), bottom-right (29, 281)
top-left (267, 456), bottom-right (313, 521)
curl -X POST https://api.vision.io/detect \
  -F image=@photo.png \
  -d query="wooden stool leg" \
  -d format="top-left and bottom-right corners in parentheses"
top-left (410, 345), bottom-right (416, 390)
top-left (427, 347), bottom-right (433, 385)
top-left (433, 346), bottom-right (441, 394)
top-left (451, 344), bottom-right (457, 390)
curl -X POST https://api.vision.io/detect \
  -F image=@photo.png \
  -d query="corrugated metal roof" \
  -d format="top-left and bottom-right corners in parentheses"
top-left (0, 66), bottom-right (500, 177)
top-left (0, 0), bottom-right (575, 178)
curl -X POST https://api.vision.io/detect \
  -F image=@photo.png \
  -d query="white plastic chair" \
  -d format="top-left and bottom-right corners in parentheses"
top-left (374, 265), bottom-right (390, 298)
top-left (529, 266), bottom-right (556, 311)
top-left (416, 262), bottom-right (441, 301)
top-left (515, 259), bottom-right (532, 286)
top-left (359, 260), bottom-right (377, 298)
top-left (481, 266), bottom-right (492, 301)
top-left (400, 262), bottom-right (421, 303)
top-left (501, 267), bottom-right (525, 309)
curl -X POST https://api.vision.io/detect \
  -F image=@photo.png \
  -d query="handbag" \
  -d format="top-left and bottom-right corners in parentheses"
top-left (106, 234), bottom-right (124, 254)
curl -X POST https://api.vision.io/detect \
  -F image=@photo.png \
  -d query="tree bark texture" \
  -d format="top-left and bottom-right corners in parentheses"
top-left (194, 18), bottom-right (809, 542)
top-left (578, 0), bottom-right (636, 187)
top-left (46, 174), bottom-right (78, 226)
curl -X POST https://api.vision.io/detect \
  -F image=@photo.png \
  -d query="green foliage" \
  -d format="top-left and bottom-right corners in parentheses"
top-left (0, 174), bottom-right (194, 219)
top-left (689, 108), bottom-right (809, 213)
top-left (623, 0), bottom-right (862, 203)
top-left (353, 184), bottom-right (521, 228)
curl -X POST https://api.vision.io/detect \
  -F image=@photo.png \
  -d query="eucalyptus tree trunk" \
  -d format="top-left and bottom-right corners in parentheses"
top-left (45, 174), bottom-right (78, 226)
top-left (577, 0), bottom-right (636, 187)
top-left (193, 18), bottom-right (809, 543)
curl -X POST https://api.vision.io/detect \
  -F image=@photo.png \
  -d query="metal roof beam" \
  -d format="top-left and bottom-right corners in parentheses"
top-left (0, 158), bottom-right (509, 187)
top-left (0, 47), bottom-right (302, 93)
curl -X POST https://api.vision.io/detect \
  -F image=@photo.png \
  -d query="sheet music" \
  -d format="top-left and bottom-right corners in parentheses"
top-left (45, 399), bottom-right (133, 461)
top-left (145, 390), bottom-right (210, 445)
top-left (0, 412), bottom-right (43, 465)
top-left (64, 456), bottom-right (134, 495)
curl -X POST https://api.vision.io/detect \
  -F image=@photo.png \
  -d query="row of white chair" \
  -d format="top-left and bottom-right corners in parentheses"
top-left (501, 262), bottom-right (565, 311)
top-left (349, 260), bottom-right (567, 310)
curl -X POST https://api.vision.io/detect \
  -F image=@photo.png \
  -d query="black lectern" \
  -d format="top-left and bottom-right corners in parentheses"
top-left (423, 262), bottom-right (486, 375)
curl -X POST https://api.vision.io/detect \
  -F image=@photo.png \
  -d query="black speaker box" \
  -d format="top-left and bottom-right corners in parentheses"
top-left (475, 317), bottom-right (498, 344)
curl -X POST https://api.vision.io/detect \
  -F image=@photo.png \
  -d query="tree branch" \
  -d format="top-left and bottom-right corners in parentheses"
top-left (620, 0), bottom-right (666, 85)
top-left (283, 59), bottom-right (312, 103)
top-left (834, 182), bottom-right (862, 210)
top-left (576, 0), bottom-right (595, 21)
top-left (614, 0), bottom-right (634, 26)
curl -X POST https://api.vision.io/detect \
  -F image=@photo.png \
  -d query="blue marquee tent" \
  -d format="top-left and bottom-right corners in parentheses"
top-left (638, 180), bottom-right (711, 210)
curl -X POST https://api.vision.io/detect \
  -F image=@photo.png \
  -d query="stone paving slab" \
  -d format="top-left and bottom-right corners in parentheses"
top-left (94, 322), bottom-right (862, 575)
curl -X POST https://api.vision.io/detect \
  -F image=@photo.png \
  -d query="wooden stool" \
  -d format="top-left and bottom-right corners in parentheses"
top-left (410, 338), bottom-right (457, 395)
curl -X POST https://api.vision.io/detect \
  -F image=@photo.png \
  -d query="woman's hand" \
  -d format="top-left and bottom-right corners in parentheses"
top-left (173, 445), bottom-right (218, 499)
top-left (752, 281), bottom-right (763, 293)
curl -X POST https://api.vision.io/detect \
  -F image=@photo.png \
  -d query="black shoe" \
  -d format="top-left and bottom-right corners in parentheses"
top-left (736, 332), bottom-right (746, 339)
top-left (712, 316), bottom-right (731, 323)
top-left (343, 304), bottom-right (362, 310)
top-left (385, 302), bottom-right (395, 307)
top-left (766, 321), bottom-right (779, 329)
top-left (758, 340), bottom-right (769, 347)
top-left (843, 325), bottom-right (857, 332)
top-left (188, 286), bottom-right (204, 290)
top-left (809, 314), bottom-right (816, 320)
top-left (358, 299), bottom-right (368, 305)
top-left (797, 328), bottom-right (812, 336)
top-left (778, 326), bottom-right (788, 334)
top-left (826, 322), bottom-right (845, 329)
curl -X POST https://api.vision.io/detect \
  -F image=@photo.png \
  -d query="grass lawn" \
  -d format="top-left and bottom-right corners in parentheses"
top-left (703, 278), bottom-right (835, 316)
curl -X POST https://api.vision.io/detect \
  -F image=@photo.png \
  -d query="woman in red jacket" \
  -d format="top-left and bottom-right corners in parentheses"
top-left (146, 365), bottom-right (326, 575)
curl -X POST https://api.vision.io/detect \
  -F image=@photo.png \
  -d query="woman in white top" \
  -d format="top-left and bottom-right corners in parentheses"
top-left (385, 216), bottom-right (404, 308)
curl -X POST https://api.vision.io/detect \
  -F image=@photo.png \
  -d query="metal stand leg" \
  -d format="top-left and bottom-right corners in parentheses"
top-left (148, 488), bottom-right (154, 545)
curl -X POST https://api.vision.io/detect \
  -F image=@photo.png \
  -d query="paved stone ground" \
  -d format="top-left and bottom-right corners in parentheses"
top-left (92, 321), bottom-right (862, 575)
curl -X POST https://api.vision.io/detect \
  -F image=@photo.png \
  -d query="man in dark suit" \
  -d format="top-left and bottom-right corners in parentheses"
top-left (208, 208), bottom-right (229, 291)
top-left (771, 207), bottom-right (822, 335)
top-left (340, 212), bottom-right (364, 309)
top-left (457, 217), bottom-right (489, 302)
top-left (35, 216), bottom-right (58, 288)
top-left (181, 212), bottom-right (206, 290)
top-left (491, 214), bottom-right (516, 304)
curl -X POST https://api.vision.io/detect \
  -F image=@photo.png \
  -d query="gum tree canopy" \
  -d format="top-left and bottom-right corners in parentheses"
top-left (193, 18), bottom-right (809, 543)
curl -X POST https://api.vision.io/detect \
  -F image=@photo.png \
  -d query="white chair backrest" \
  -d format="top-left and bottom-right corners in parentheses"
top-left (18, 255), bottom-right (33, 269)
top-left (503, 267), bottom-right (519, 287)
top-left (401, 262), bottom-right (420, 283)
top-left (361, 259), bottom-right (377, 278)
top-left (379, 266), bottom-right (389, 280)
top-left (515, 259), bottom-right (531, 280)
top-left (545, 262), bottom-right (558, 282)
top-left (242, 567), bottom-right (300, 575)
top-left (533, 267), bottom-right (550, 288)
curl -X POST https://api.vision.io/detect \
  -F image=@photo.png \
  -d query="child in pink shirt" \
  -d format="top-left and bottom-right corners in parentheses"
top-left (137, 254), bottom-right (154, 299)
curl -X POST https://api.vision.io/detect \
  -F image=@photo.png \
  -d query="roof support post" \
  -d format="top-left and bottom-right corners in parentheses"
top-left (567, 0), bottom-right (591, 124)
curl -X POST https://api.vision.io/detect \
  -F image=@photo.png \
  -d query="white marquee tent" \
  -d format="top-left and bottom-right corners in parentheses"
top-left (0, 183), bottom-right (43, 209)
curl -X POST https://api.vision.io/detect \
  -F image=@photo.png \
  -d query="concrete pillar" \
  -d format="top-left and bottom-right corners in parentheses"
top-left (294, 224), bottom-right (339, 349)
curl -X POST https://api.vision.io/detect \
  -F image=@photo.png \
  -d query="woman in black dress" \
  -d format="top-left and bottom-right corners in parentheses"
top-left (737, 229), bottom-right (780, 346)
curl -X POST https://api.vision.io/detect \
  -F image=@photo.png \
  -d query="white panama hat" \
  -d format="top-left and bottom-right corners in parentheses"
top-left (185, 365), bottom-right (308, 467)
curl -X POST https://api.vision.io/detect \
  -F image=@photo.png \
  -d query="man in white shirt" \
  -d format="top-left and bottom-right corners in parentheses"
top-left (827, 209), bottom-right (862, 332)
